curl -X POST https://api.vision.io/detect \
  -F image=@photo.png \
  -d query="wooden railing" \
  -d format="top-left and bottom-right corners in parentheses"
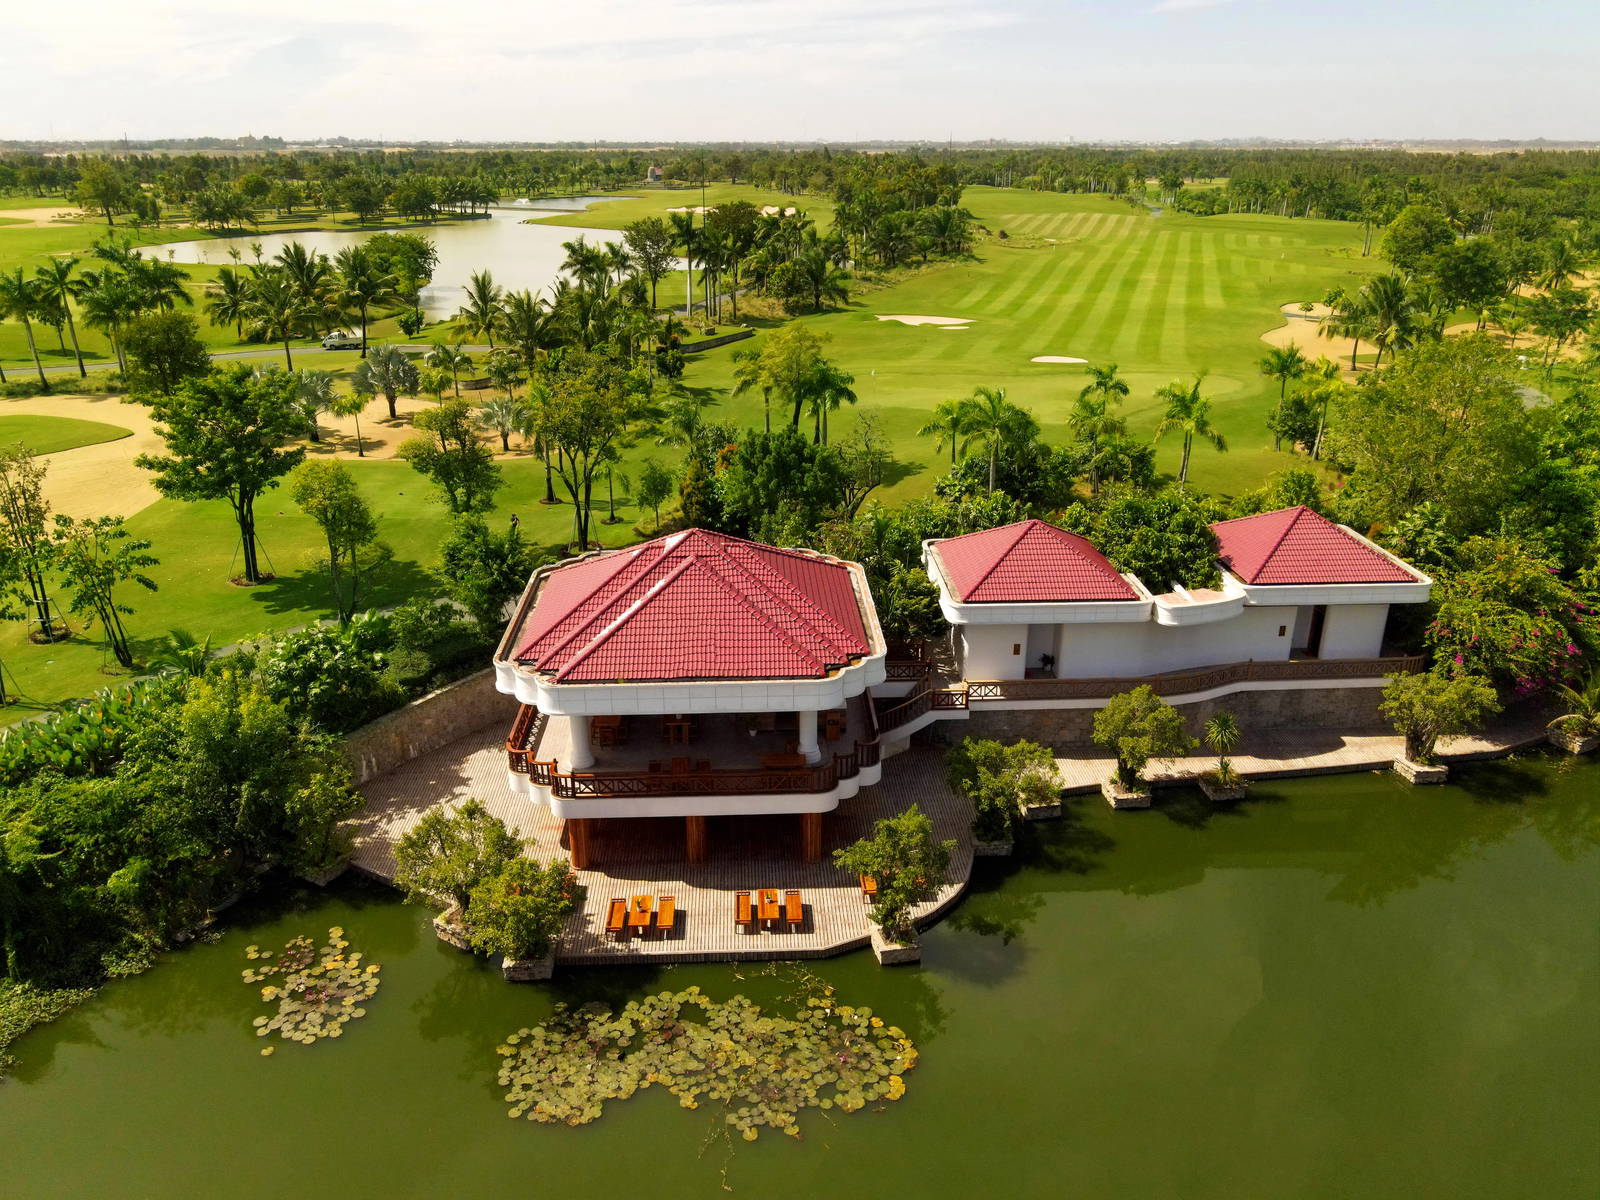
top-left (875, 686), bottom-right (970, 732)
top-left (506, 703), bottom-right (882, 799)
top-left (964, 655), bottom-right (1425, 702)
top-left (884, 659), bottom-right (933, 683)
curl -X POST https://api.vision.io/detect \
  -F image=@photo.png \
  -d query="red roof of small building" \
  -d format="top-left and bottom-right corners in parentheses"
top-left (513, 530), bottom-right (873, 683)
top-left (1210, 506), bottom-right (1417, 585)
top-left (933, 519), bottom-right (1139, 603)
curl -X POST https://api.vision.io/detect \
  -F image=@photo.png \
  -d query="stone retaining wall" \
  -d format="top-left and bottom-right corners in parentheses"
top-left (682, 328), bottom-right (756, 354)
top-left (343, 669), bottom-right (513, 784)
top-left (962, 683), bottom-right (1387, 749)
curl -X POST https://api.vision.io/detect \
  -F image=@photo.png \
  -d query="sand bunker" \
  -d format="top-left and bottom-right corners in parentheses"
top-left (1030, 355), bottom-right (1088, 364)
top-left (665, 206), bottom-right (711, 214)
top-left (875, 314), bottom-right (972, 327)
top-left (0, 206), bottom-right (88, 227)
top-left (759, 206), bottom-right (798, 217)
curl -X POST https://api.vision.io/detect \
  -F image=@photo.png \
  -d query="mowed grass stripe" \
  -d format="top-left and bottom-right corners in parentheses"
top-left (1198, 229), bottom-right (1226, 307)
top-left (1070, 226), bottom-right (1162, 355)
top-left (977, 244), bottom-right (1070, 315)
top-left (1159, 231), bottom-right (1194, 365)
top-left (1029, 221), bottom-right (1138, 354)
top-left (1129, 225), bottom-right (1181, 362)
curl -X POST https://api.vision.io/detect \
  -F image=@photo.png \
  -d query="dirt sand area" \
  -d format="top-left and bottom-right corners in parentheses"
top-left (1259, 302), bottom-right (1360, 369)
top-left (875, 314), bottom-right (972, 327)
top-left (1030, 355), bottom-right (1088, 364)
top-left (0, 206), bottom-right (90, 227)
top-left (1, 394), bottom-right (162, 519)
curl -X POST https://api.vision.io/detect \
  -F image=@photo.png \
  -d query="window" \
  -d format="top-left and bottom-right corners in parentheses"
top-left (1278, 625), bottom-right (1286, 637)
top-left (1012, 643), bottom-right (1021, 655)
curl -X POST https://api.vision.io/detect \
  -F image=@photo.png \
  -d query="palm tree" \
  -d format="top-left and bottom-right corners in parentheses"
top-left (1203, 710), bottom-right (1243, 789)
top-left (245, 267), bottom-right (314, 370)
top-left (500, 289), bottom-right (551, 380)
top-left (457, 269), bottom-right (504, 347)
top-left (424, 341), bottom-right (472, 397)
top-left (809, 361), bottom-right (857, 445)
top-left (34, 257), bottom-right (86, 377)
top-left (794, 240), bottom-right (850, 311)
top-left (294, 369), bottom-right (337, 443)
top-left (477, 395), bottom-right (531, 453)
top-left (204, 265), bottom-right (251, 340)
top-left (1494, 306), bottom-right (1529, 349)
top-left (352, 344), bottom-right (420, 420)
top-left (1257, 344), bottom-right (1307, 450)
top-left (334, 244), bottom-right (397, 357)
top-left (1321, 291), bottom-right (1371, 371)
top-left (959, 386), bottom-right (1031, 494)
top-left (731, 345), bottom-right (773, 432)
top-left (669, 211), bottom-right (697, 318)
top-left (1361, 273), bottom-right (1418, 367)
top-left (126, 255), bottom-right (193, 313)
top-left (1153, 375), bottom-right (1227, 488)
top-left (76, 269), bottom-right (140, 373)
top-left (0, 270), bottom-right (49, 390)
top-left (917, 397), bottom-right (971, 467)
top-left (1539, 235), bottom-right (1583, 292)
top-left (331, 390), bottom-right (370, 458)
top-left (146, 628), bottom-right (215, 677)
top-left (1073, 363), bottom-right (1131, 493)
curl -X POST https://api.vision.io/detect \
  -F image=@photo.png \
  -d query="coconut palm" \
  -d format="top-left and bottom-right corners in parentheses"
top-left (76, 269), bottom-right (140, 373)
top-left (959, 385), bottom-right (1033, 494)
top-left (204, 265), bottom-right (251, 340)
top-left (1153, 375), bottom-right (1227, 488)
top-left (334, 245), bottom-right (398, 357)
top-left (352, 344), bottom-right (420, 420)
top-left (0, 269), bottom-right (49, 389)
top-left (1361, 273), bottom-right (1419, 367)
top-left (275, 241), bottom-right (332, 314)
top-left (34, 257), bottom-right (86, 377)
top-left (245, 267), bottom-right (314, 370)
top-left (1539, 235), bottom-right (1584, 292)
top-left (424, 341), bottom-right (472, 397)
top-left (808, 361), bottom-right (857, 445)
top-left (560, 236), bottom-right (609, 293)
top-left (731, 345), bottom-right (774, 433)
top-left (331, 390), bottom-right (370, 458)
top-left (457, 269), bottom-right (504, 347)
top-left (793, 240), bottom-right (850, 311)
top-left (669, 211), bottom-right (697, 318)
top-left (1495, 306), bottom-right (1529, 349)
top-left (126, 255), bottom-right (193, 313)
top-left (1073, 363), bottom-right (1131, 493)
top-left (1321, 290), bottom-right (1371, 371)
top-left (1257, 344), bottom-right (1307, 450)
top-left (500, 289), bottom-right (552, 380)
top-left (917, 396), bottom-right (972, 467)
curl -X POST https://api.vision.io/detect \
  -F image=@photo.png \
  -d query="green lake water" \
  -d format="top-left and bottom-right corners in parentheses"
top-left (4, 756), bottom-right (1598, 1199)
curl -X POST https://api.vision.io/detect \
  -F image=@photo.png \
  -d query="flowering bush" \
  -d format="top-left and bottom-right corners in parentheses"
top-left (1426, 538), bottom-right (1600, 695)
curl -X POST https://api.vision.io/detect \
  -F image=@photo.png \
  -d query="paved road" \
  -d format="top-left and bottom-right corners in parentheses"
top-left (20, 343), bottom-right (500, 378)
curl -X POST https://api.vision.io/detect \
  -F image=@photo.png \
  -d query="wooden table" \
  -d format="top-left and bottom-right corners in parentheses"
top-left (757, 888), bottom-right (780, 928)
top-left (628, 895), bottom-right (654, 932)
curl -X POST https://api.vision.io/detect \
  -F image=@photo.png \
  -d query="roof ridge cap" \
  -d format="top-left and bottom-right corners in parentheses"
top-left (530, 538), bottom-right (673, 666)
top-left (715, 539), bottom-right (858, 652)
top-left (1252, 505), bottom-right (1305, 576)
top-left (552, 554), bottom-right (699, 680)
top-left (962, 520), bottom-right (1035, 600)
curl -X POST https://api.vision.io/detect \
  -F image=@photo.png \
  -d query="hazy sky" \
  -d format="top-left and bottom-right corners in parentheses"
top-left (3, 0), bottom-right (1596, 143)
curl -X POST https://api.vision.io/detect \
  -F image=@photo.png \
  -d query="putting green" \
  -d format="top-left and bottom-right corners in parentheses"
top-left (0, 413), bottom-right (132, 455)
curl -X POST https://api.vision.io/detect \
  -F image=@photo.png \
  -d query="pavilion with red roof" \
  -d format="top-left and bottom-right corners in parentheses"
top-left (494, 530), bottom-right (889, 866)
top-left (925, 507), bottom-right (1429, 683)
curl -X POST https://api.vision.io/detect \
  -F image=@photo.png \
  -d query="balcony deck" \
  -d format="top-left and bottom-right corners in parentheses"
top-left (349, 718), bottom-right (974, 965)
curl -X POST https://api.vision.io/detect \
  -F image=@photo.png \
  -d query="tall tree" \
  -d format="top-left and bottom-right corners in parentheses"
top-left (424, 341), bottom-right (472, 397)
top-left (1257, 344), bottom-right (1307, 450)
top-left (959, 385), bottom-right (1033, 494)
top-left (0, 270), bottom-right (48, 390)
top-left (333, 244), bottom-right (397, 357)
top-left (204, 265), bottom-right (251, 340)
top-left (917, 397), bottom-right (973, 467)
top-left (533, 356), bottom-right (643, 550)
top-left (245, 267), bottom-right (314, 370)
top-left (351, 344), bottom-right (420, 420)
top-left (289, 459), bottom-right (384, 624)
top-left (457, 269), bottom-right (504, 348)
top-left (135, 365), bottom-right (307, 584)
top-left (1153, 375), bottom-right (1227, 488)
top-left (121, 311), bottom-right (212, 399)
top-left (1072, 363), bottom-right (1131, 493)
top-left (0, 445), bottom-right (62, 640)
top-left (33, 257), bottom-right (86, 378)
top-left (49, 514), bottom-right (158, 669)
top-left (623, 216), bottom-right (677, 309)
top-left (400, 399), bottom-right (502, 514)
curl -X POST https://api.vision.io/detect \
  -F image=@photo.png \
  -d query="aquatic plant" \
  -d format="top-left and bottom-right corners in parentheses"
top-left (495, 985), bottom-right (917, 1139)
top-left (241, 927), bottom-right (380, 1050)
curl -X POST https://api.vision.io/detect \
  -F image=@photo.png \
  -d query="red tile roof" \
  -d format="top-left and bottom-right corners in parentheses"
top-left (1210, 506), bottom-right (1418, 585)
top-left (934, 519), bottom-right (1139, 603)
top-left (513, 530), bottom-right (873, 683)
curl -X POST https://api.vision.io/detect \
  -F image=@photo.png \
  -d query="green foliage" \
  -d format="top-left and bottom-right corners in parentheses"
top-left (50, 513), bottom-right (159, 669)
top-left (1379, 669), bottom-right (1500, 764)
top-left (253, 617), bottom-right (398, 734)
top-left (495, 986), bottom-right (917, 1137)
top-left (393, 799), bottom-right (522, 917)
top-left (289, 459), bottom-right (387, 624)
top-left (715, 427), bottom-right (849, 543)
top-left (1426, 538), bottom-right (1599, 694)
top-left (1548, 670), bottom-right (1600, 740)
top-left (1062, 489), bottom-right (1223, 590)
top-left (0, 678), bottom-right (174, 787)
top-left (401, 399), bottom-right (503, 514)
top-left (120, 311), bottom-right (211, 399)
top-left (1, 981), bottom-right (94, 1076)
top-left (434, 514), bottom-right (538, 635)
top-left (467, 858), bottom-right (578, 960)
top-left (1380, 205), bottom-right (1457, 273)
top-left (634, 458), bottom-right (674, 531)
top-left (1092, 684), bottom-right (1197, 788)
top-left (1202, 710), bottom-right (1244, 788)
top-left (832, 805), bottom-right (954, 943)
top-left (677, 454), bottom-right (722, 530)
top-left (947, 737), bottom-right (1060, 842)
top-left (242, 928), bottom-right (380, 1049)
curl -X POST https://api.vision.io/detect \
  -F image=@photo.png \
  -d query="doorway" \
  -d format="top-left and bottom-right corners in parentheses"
top-left (1294, 605), bottom-right (1327, 658)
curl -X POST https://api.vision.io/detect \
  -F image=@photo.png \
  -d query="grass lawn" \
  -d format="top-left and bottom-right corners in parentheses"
top-left (531, 184), bottom-right (836, 233)
top-left (0, 414), bottom-right (131, 454)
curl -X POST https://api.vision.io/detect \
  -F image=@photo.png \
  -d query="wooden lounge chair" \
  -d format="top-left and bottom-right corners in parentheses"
top-left (734, 891), bottom-right (754, 930)
top-left (860, 875), bottom-right (878, 900)
top-left (605, 898), bottom-right (628, 937)
top-left (783, 890), bottom-right (803, 927)
top-left (655, 895), bottom-right (676, 935)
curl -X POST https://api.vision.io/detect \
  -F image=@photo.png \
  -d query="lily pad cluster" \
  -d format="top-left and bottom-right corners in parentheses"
top-left (495, 985), bottom-right (917, 1139)
top-left (241, 927), bottom-right (381, 1053)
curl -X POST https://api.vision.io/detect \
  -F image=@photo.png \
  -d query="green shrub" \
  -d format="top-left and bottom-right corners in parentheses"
top-left (1092, 685), bottom-right (1197, 789)
top-left (467, 858), bottom-right (579, 960)
top-left (947, 737), bottom-right (1060, 842)
top-left (253, 619), bottom-right (400, 733)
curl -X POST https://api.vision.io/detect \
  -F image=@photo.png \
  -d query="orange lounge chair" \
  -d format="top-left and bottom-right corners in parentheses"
top-left (783, 890), bottom-right (803, 927)
top-left (860, 875), bottom-right (878, 899)
top-left (605, 898), bottom-right (628, 937)
top-left (734, 891), bottom-right (754, 929)
top-left (656, 895), bottom-right (677, 935)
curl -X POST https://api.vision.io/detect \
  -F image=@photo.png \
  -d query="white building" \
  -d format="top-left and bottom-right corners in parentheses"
top-left (924, 507), bottom-right (1432, 685)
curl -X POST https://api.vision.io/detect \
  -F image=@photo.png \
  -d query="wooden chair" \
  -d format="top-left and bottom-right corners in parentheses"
top-left (823, 710), bottom-right (846, 742)
top-left (671, 756), bottom-right (691, 774)
top-left (605, 898), bottom-right (628, 938)
top-left (734, 891), bottom-right (754, 930)
top-left (783, 889), bottom-right (803, 927)
top-left (655, 895), bottom-right (676, 936)
top-left (860, 875), bottom-right (878, 900)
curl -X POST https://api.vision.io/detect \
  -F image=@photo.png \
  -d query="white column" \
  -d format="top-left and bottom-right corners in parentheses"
top-left (797, 709), bottom-right (821, 765)
top-left (567, 715), bottom-right (594, 770)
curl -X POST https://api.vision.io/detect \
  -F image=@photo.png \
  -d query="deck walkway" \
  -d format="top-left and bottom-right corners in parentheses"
top-left (349, 724), bottom-right (972, 965)
top-left (1051, 711), bottom-right (1553, 793)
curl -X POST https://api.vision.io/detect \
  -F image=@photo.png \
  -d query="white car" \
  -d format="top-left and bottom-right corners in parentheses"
top-left (321, 330), bottom-right (361, 350)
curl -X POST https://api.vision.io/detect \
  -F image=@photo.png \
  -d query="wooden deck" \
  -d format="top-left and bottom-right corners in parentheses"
top-left (349, 723), bottom-right (974, 965)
